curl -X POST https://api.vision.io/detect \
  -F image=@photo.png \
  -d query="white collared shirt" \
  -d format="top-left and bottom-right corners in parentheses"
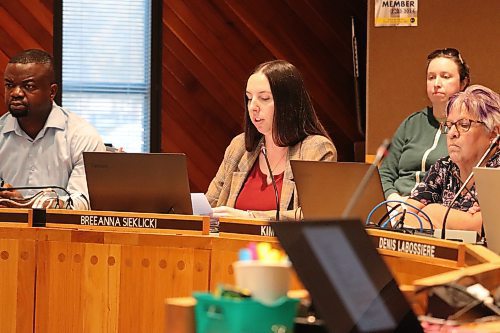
top-left (0, 103), bottom-right (106, 209)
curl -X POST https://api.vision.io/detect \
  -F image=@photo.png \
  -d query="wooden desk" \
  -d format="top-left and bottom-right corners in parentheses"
top-left (218, 216), bottom-right (274, 239)
top-left (0, 208), bottom-right (33, 227)
top-left (0, 225), bottom-right (37, 333)
top-left (370, 228), bottom-right (467, 285)
top-left (34, 231), bottom-right (212, 332)
top-left (170, 220), bottom-right (500, 333)
top-left (0, 212), bottom-right (499, 333)
top-left (36, 210), bottom-right (212, 332)
top-left (213, 217), bottom-right (303, 291)
top-left (215, 219), bottom-right (499, 291)
top-left (1, 210), bottom-right (212, 333)
top-left (367, 228), bottom-right (499, 315)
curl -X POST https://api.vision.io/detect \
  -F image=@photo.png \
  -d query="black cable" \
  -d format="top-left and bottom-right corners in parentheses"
top-left (0, 185), bottom-right (73, 208)
top-left (393, 209), bottom-right (406, 230)
top-left (369, 200), bottom-right (434, 232)
top-left (376, 203), bottom-right (402, 227)
top-left (351, 16), bottom-right (365, 138)
top-left (260, 144), bottom-right (280, 221)
top-left (0, 185), bottom-right (70, 196)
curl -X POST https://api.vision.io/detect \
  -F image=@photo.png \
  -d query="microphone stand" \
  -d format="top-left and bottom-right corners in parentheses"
top-left (440, 134), bottom-right (500, 239)
top-left (342, 139), bottom-right (390, 219)
top-left (261, 144), bottom-right (281, 221)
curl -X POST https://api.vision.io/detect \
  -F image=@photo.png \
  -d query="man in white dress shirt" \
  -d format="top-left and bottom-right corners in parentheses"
top-left (0, 49), bottom-right (105, 209)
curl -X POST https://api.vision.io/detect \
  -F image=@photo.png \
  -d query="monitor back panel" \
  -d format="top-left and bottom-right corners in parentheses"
top-left (474, 167), bottom-right (500, 254)
top-left (84, 152), bottom-right (192, 214)
top-left (291, 161), bottom-right (386, 224)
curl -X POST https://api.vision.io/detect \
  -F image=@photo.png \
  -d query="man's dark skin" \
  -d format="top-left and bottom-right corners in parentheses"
top-left (4, 62), bottom-right (57, 139)
top-left (0, 61), bottom-right (58, 202)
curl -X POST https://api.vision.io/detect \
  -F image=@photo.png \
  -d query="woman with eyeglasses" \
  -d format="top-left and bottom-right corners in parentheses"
top-left (380, 48), bottom-right (470, 205)
top-left (405, 85), bottom-right (500, 232)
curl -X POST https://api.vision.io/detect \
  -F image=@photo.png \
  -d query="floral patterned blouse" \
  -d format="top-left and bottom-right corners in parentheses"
top-left (410, 150), bottom-right (500, 213)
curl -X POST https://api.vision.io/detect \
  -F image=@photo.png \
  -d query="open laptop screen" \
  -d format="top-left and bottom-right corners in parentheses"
top-left (474, 167), bottom-right (500, 254)
top-left (83, 152), bottom-right (192, 214)
top-left (291, 161), bottom-right (386, 224)
top-left (271, 220), bottom-right (422, 333)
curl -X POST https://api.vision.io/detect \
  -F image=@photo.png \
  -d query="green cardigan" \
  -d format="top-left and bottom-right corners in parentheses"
top-left (379, 107), bottom-right (448, 198)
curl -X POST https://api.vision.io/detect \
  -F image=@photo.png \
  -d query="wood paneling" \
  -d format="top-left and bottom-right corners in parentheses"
top-left (366, 0), bottom-right (500, 153)
top-left (34, 236), bottom-right (210, 333)
top-left (163, 0), bottom-right (366, 192)
top-left (0, 1), bottom-right (365, 193)
top-left (0, 0), bottom-right (53, 113)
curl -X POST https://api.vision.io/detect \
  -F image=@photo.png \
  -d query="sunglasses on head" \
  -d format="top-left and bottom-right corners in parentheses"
top-left (427, 48), bottom-right (463, 64)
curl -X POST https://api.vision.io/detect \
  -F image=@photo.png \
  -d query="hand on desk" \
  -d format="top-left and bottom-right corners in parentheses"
top-left (0, 183), bottom-right (64, 208)
top-left (0, 183), bottom-right (23, 207)
top-left (212, 206), bottom-right (253, 219)
top-left (401, 201), bottom-right (482, 233)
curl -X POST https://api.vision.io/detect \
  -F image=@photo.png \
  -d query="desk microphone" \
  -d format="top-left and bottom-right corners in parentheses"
top-left (342, 139), bottom-right (391, 219)
top-left (0, 185), bottom-right (74, 208)
top-left (441, 134), bottom-right (500, 239)
top-left (261, 144), bottom-right (280, 221)
top-left (0, 185), bottom-right (70, 194)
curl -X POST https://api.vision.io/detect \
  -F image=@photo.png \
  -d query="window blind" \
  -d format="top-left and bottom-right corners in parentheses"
top-left (62, 0), bottom-right (151, 152)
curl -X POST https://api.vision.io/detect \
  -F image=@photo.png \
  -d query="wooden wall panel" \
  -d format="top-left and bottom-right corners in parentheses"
top-left (367, 0), bottom-right (500, 154)
top-left (0, 0), bottom-right (53, 115)
top-left (163, 0), bottom-right (366, 192)
top-left (0, 1), bottom-right (365, 193)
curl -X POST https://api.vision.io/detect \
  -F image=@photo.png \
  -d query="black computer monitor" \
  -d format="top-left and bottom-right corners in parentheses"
top-left (271, 220), bottom-right (423, 333)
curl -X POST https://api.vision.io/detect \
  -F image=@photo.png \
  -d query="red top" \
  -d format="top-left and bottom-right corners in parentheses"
top-left (234, 161), bottom-right (284, 211)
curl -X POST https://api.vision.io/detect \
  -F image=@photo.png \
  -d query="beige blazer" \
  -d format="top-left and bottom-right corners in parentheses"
top-left (206, 133), bottom-right (337, 220)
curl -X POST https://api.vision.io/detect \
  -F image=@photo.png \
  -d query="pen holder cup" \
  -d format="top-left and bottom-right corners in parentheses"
top-left (233, 260), bottom-right (292, 305)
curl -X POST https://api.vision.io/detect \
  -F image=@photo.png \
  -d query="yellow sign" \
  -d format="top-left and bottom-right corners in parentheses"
top-left (375, 0), bottom-right (418, 27)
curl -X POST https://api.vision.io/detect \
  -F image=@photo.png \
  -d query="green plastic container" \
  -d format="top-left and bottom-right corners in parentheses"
top-left (194, 292), bottom-right (299, 333)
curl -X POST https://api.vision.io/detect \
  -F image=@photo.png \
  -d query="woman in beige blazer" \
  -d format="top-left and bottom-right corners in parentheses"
top-left (206, 60), bottom-right (336, 220)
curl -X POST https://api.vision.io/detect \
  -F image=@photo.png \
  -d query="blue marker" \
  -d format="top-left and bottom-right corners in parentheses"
top-left (238, 248), bottom-right (253, 261)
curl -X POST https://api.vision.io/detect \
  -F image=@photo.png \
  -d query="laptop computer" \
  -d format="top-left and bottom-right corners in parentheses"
top-left (271, 220), bottom-right (423, 333)
top-left (473, 167), bottom-right (500, 254)
top-left (291, 161), bottom-right (386, 224)
top-left (83, 152), bottom-right (193, 214)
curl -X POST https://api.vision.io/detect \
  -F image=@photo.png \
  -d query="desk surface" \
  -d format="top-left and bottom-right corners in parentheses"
top-left (0, 210), bottom-right (498, 333)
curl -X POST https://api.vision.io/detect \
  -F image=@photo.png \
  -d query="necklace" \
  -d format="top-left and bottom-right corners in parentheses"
top-left (262, 150), bottom-right (287, 184)
top-left (270, 151), bottom-right (287, 172)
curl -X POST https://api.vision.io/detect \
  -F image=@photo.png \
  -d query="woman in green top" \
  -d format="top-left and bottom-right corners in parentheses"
top-left (380, 48), bottom-right (470, 204)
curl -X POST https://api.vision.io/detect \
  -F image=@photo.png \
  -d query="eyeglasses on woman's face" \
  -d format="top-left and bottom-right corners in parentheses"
top-left (440, 118), bottom-right (485, 134)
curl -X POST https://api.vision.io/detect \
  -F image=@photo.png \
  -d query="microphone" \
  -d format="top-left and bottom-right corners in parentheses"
top-left (0, 185), bottom-right (74, 208)
top-left (260, 143), bottom-right (280, 221)
top-left (342, 139), bottom-right (391, 219)
top-left (441, 134), bottom-right (500, 239)
top-left (0, 185), bottom-right (72, 196)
